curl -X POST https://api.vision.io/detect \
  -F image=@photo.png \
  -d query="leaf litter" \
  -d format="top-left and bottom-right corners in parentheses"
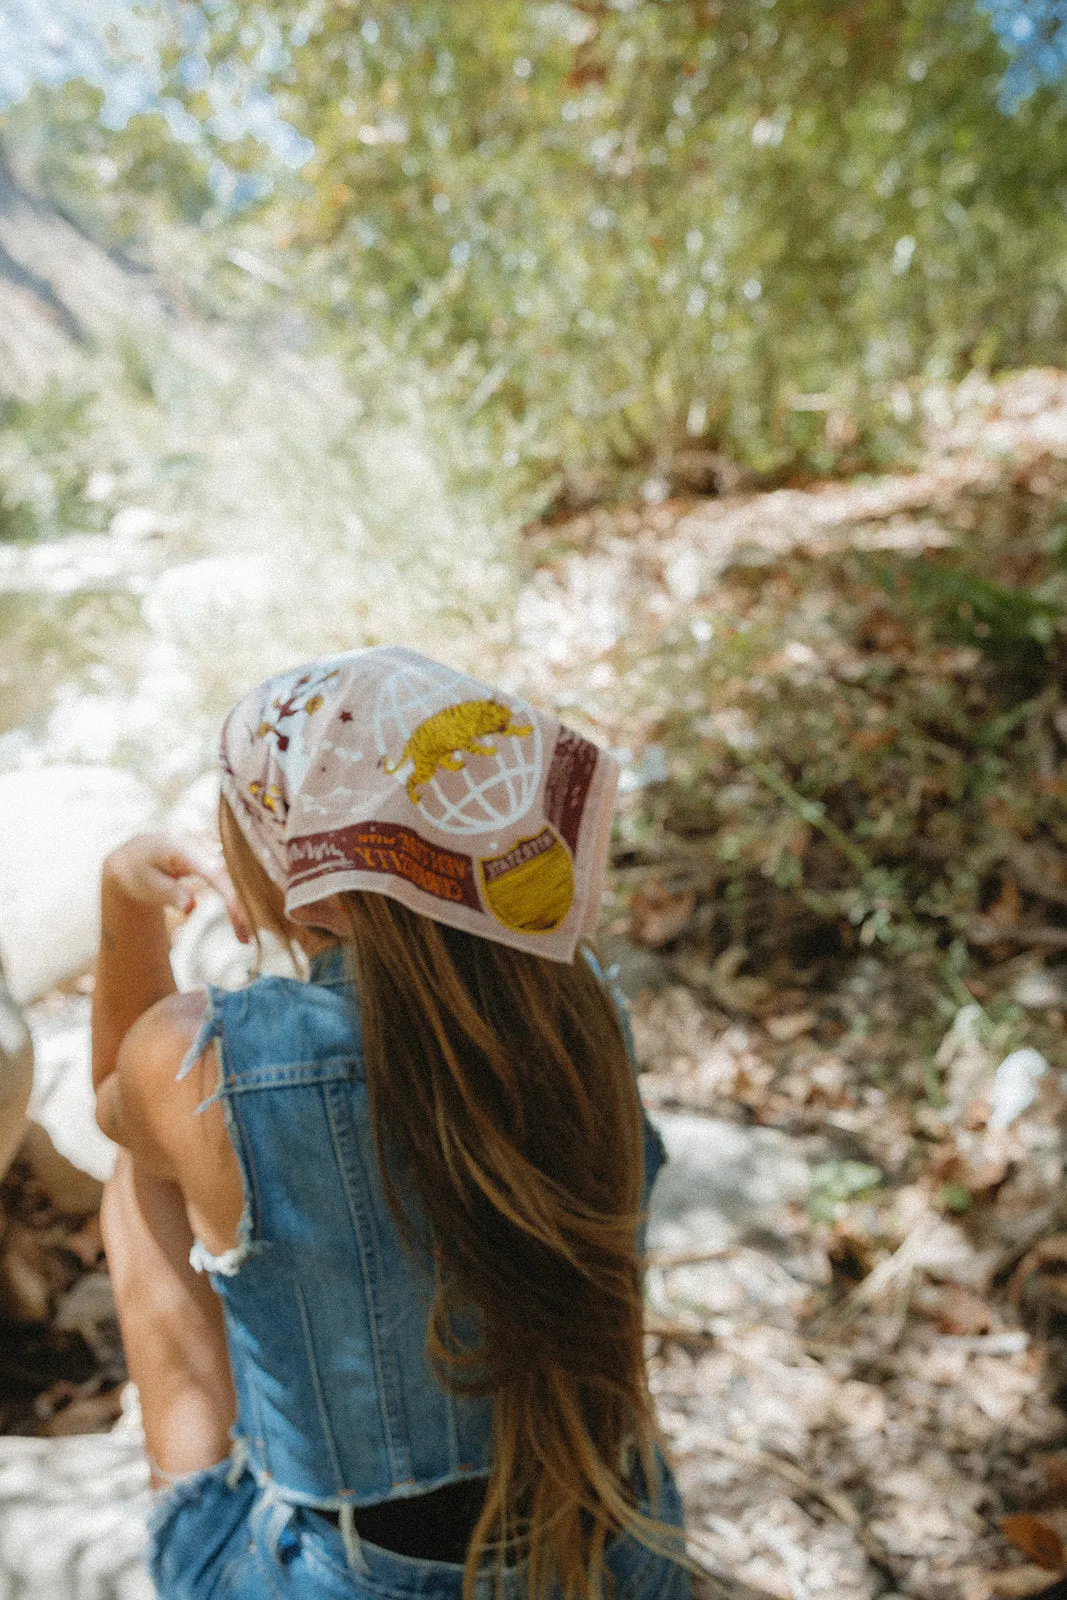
top-left (3, 370), bottom-right (1067, 1594)
top-left (506, 370), bottom-right (1067, 1599)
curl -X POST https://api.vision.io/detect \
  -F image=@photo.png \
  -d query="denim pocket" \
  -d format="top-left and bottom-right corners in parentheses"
top-left (148, 1459), bottom-right (258, 1600)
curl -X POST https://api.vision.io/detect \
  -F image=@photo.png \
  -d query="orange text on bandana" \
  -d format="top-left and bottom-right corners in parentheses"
top-left (288, 822), bottom-right (482, 910)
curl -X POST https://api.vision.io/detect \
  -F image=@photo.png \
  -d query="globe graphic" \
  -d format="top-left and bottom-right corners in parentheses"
top-left (373, 664), bottom-right (543, 836)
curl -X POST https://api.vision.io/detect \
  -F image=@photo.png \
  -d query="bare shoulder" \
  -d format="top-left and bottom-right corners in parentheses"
top-left (118, 990), bottom-right (209, 1075)
top-left (107, 991), bottom-right (216, 1176)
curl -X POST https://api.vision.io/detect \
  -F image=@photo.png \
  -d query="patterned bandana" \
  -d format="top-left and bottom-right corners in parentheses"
top-left (219, 647), bottom-right (619, 963)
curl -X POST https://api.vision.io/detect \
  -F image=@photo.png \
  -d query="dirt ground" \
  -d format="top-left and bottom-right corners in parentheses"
top-left (4, 369), bottom-right (1067, 1599)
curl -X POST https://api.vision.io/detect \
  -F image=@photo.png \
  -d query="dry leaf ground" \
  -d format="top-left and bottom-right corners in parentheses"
top-left (3, 370), bottom-right (1067, 1597)
top-left (505, 369), bottom-right (1067, 1600)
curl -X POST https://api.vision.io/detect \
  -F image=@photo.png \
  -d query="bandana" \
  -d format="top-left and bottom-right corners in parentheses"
top-left (219, 647), bottom-right (619, 963)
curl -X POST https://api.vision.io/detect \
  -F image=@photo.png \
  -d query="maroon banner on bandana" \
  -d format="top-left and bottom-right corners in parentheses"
top-left (288, 821), bottom-right (482, 910)
top-left (543, 730), bottom-right (598, 853)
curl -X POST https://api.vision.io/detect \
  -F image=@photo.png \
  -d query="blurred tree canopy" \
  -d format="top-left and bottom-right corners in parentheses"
top-left (981, 0), bottom-right (1067, 106)
top-left (12, 1), bottom-right (1067, 502)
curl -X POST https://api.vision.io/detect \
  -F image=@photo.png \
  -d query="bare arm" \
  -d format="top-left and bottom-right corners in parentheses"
top-left (95, 991), bottom-right (217, 1174)
top-left (91, 833), bottom-right (248, 1092)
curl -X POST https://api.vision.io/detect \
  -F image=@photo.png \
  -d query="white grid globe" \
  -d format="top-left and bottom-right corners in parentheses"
top-left (373, 664), bottom-right (542, 836)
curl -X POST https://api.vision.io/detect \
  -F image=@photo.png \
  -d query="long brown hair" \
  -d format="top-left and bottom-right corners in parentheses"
top-left (219, 799), bottom-right (679, 1600)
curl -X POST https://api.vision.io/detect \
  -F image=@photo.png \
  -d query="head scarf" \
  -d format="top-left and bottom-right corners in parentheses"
top-left (219, 647), bottom-right (619, 963)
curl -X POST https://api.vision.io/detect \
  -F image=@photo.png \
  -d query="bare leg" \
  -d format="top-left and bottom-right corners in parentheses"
top-left (101, 1150), bottom-right (237, 1487)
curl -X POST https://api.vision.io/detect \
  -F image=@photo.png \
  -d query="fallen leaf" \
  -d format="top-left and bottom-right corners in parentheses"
top-left (39, 1387), bottom-right (124, 1436)
top-left (629, 883), bottom-right (697, 949)
top-left (0, 1224), bottom-right (56, 1322)
top-left (1001, 1515), bottom-right (1066, 1572)
top-left (674, 945), bottom-right (774, 1015)
top-left (933, 1141), bottom-right (1011, 1195)
top-left (62, 1215), bottom-right (103, 1269)
top-left (1009, 1237), bottom-right (1067, 1303)
top-left (765, 1010), bottom-right (818, 1043)
top-left (1033, 1458), bottom-right (1067, 1511)
top-left (913, 1282), bottom-right (992, 1335)
top-left (855, 605), bottom-right (915, 653)
top-left (992, 1566), bottom-right (1067, 1598)
top-left (18, 1122), bottom-right (103, 1217)
top-left (987, 877), bottom-right (1023, 926)
top-left (853, 725), bottom-right (898, 752)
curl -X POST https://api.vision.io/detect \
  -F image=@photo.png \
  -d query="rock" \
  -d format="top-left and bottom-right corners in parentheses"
top-left (668, 446), bottom-right (746, 497)
top-left (142, 557), bottom-right (270, 651)
top-left (108, 507), bottom-right (169, 542)
top-left (646, 1111), bottom-right (812, 1255)
top-left (53, 1271), bottom-right (122, 1369)
top-left (596, 934), bottom-right (671, 999)
top-left (0, 767), bottom-right (157, 1006)
top-left (672, 946), bottom-right (775, 1016)
top-left (936, 1003), bottom-right (995, 1122)
top-left (987, 1047), bottom-right (1049, 1131)
top-left (765, 1009), bottom-right (818, 1044)
top-left (1012, 966), bottom-right (1065, 1010)
top-left (26, 996), bottom-right (116, 1183)
top-left (163, 771), bottom-right (221, 836)
top-left (0, 1223), bottom-right (55, 1323)
top-left (0, 1431), bottom-right (153, 1599)
top-left (626, 883), bottom-right (697, 950)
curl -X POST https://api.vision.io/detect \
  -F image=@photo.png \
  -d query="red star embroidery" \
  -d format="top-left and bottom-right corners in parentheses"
top-left (339, 710), bottom-right (353, 722)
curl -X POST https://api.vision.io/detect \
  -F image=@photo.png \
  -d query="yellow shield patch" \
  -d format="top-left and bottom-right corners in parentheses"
top-left (479, 827), bottom-right (574, 934)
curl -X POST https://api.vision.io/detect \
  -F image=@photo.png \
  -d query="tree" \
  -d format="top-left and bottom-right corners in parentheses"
top-left (16, 2), bottom-right (1067, 498)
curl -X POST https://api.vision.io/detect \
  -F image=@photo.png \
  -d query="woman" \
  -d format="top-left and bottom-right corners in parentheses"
top-left (92, 646), bottom-right (690, 1600)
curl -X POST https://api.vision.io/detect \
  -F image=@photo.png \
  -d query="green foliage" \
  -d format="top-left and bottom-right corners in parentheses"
top-left (866, 554), bottom-right (1064, 673)
top-left (1, 82), bottom-right (215, 241)
top-left (0, 385), bottom-right (105, 542)
top-left (114, 330), bottom-right (160, 403)
top-left (621, 479), bottom-right (1067, 1027)
top-left (147, 0), bottom-right (1067, 498)
top-left (809, 1160), bottom-right (883, 1222)
top-left (937, 1181), bottom-right (972, 1213)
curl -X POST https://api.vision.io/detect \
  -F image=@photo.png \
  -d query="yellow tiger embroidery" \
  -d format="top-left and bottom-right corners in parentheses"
top-left (382, 698), bottom-right (533, 805)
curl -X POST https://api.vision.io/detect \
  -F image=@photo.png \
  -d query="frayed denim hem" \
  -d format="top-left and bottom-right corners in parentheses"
top-left (147, 1454), bottom-right (242, 1547)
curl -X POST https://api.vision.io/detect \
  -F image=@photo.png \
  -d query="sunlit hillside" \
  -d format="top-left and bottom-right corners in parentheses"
top-left (0, 148), bottom-right (512, 796)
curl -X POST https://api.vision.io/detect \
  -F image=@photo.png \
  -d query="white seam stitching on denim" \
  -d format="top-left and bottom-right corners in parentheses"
top-left (294, 1275), bottom-right (347, 1489)
top-left (322, 1084), bottom-right (408, 1484)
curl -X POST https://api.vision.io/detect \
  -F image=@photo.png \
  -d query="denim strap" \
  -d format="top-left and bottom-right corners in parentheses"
top-left (338, 1502), bottom-right (371, 1574)
top-left (225, 1437), bottom-right (250, 1490)
top-left (175, 991), bottom-right (222, 1091)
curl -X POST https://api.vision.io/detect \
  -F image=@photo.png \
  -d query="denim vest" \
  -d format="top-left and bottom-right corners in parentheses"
top-left (182, 945), bottom-right (665, 1525)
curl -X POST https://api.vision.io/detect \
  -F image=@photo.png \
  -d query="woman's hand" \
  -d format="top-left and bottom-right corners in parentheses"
top-left (93, 831), bottom-right (250, 1092)
top-left (102, 832), bottom-right (251, 943)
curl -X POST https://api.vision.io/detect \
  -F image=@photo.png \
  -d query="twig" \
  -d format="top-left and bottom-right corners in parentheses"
top-left (702, 1438), bottom-right (898, 1582)
top-left (691, 727), bottom-right (872, 875)
top-left (648, 1247), bottom-right (737, 1270)
top-left (741, 758), bottom-right (873, 874)
top-left (705, 1438), bottom-right (862, 1528)
top-left (967, 922), bottom-right (1067, 950)
top-left (689, 1558), bottom-right (788, 1600)
top-left (839, 1213), bottom-right (942, 1313)
top-left (644, 1312), bottom-right (718, 1347)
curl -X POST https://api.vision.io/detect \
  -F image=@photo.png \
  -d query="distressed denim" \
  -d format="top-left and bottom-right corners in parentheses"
top-left (149, 946), bottom-right (687, 1599)
top-left (148, 1456), bottom-right (690, 1600)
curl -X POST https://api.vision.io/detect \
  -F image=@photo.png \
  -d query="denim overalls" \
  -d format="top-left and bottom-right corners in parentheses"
top-left (148, 947), bottom-right (689, 1600)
